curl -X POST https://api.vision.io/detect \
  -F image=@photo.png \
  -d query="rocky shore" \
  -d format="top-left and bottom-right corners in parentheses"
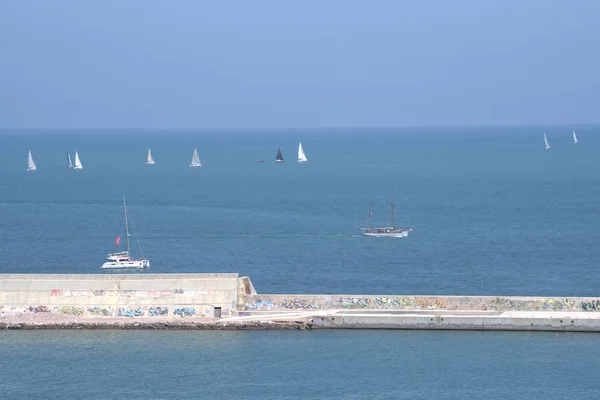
top-left (0, 313), bottom-right (313, 330)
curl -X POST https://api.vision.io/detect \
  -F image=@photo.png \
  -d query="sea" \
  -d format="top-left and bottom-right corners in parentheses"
top-left (1, 126), bottom-right (599, 399)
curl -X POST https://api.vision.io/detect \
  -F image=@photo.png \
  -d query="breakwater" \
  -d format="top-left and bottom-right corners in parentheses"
top-left (2, 274), bottom-right (600, 331)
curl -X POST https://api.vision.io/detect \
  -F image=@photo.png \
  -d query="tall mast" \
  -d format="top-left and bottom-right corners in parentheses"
top-left (368, 203), bottom-right (372, 232)
top-left (390, 194), bottom-right (395, 229)
top-left (123, 194), bottom-right (131, 257)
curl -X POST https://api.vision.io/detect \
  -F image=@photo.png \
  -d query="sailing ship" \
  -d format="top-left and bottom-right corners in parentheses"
top-left (275, 147), bottom-right (284, 163)
top-left (360, 195), bottom-right (412, 238)
top-left (67, 150), bottom-right (73, 168)
top-left (74, 151), bottom-right (83, 170)
top-left (146, 148), bottom-right (155, 165)
top-left (27, 151), bottom-right (37, 172)
top-left (297, 142), bottom-right (308, 163)
top-left (573, 130), bottom-right (578, 144)
top-left (544, 133), bottom-right (551, 150)
top-left (101, 195), bottom-right (150, 269)
top-left (189, 148), bottom-right (201, 167)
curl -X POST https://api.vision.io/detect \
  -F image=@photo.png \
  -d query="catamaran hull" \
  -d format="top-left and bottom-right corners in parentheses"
top-left (101, 260), bottom-right (150, 269)
top-left (362, 231), bottom-right (409, 238)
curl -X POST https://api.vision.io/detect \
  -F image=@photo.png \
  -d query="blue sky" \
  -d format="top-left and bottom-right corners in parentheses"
top-left (1, 0), bottom-right (599, 129)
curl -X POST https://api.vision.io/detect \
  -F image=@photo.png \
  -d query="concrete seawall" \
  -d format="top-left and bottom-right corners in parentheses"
top-left (2, 274), bottom-right (600, 331)
top-left (0, 273), bottom-right (251, 318)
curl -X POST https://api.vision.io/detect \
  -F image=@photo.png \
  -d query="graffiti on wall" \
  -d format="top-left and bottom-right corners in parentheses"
top-left (88, 307), bottom-right (113, 317)
top-left (581, 300), bottom-right (600, 311)
top-left (148, 307), bottom-right (169, 316)
top-left (118, 307), bottom-right (145, 317)
top-left (174, 307), bottom-right (198, 317)
top-left (58, 306), bottom-right (85, 315)
top-left (416, 298), bottom-right (447, 309)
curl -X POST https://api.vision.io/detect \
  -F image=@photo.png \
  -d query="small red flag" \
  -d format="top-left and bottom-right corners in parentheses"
top-left (115, 235), bottom-right (121, 246)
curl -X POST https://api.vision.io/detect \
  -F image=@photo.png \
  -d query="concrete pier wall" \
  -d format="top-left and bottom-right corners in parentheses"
top-left (312, 311), bottom-right (600, 332)
top-left (0, 274), bottom-right (250, 318)
top-left (243, 294), bottom-right (600, 313)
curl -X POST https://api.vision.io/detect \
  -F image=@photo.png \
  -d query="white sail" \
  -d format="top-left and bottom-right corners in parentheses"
top-left (27, 151), bottom-right (37, 171)
top-left (297, 142), bottom-right (308, 163)
top-left (74, 151), bottom-right (83, 169)
top-left (189, 148), bottom-right (201, 167)
top-left (67, 150), bottom-right (73, 168)
top-left (544, 133), bottom-right (550, 150)
top-left (573, 130), bottom-right (578, 144)
top-left (146, 148), bottom-right (155, 165)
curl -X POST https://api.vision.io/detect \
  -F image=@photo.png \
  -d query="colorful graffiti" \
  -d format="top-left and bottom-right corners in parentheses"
top-left (59, 306), bottom-right (85, 315)
top-left (88, 307), bottom-right (113, 316)
top-left (27, 306), bottom-right (50, 313)
top-left (280, 299), bottom-right (319, 309)
top-left (148, 307), bottom-right (169, 316)
top-left (416, 298), bottom-right (447, 309)
top-left (335, 298), bottom-right (371, 308)
top-left (174, 307), bottom-right (198, 317)
top-left (374, 297), bottom-right (414, 309)
top-left (245, 300), bottom-right (274, 311)
top-left (118, 307), bottom-right (145, 317)
top-left (581, 300), bottom-right (600, 311)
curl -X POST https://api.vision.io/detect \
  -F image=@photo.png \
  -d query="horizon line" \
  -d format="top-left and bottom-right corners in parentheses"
top-left (0, 122), bottom-right (599, 132)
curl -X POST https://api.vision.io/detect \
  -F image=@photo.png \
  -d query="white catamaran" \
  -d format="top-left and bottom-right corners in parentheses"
top-left (74, 151), bottom-right (83, 170)
top-left (146, 148), bottom-right (155, 165)
top-left (27, 151), bottom-right (37, 172)
top-left (101, 195), bottom-right (150, 269)
top-left (189, 148), bottom-right (201, 168)
top-left (67, 150), bottom-right (73, 168)
top-left (297, 142), bottom-right (308, 163)
top-left (573, 130), bottom-right (578, 144)
top-left (544, 133), bottom-right (551, 150)
top-left (360, 195), bottom-right (412, 238)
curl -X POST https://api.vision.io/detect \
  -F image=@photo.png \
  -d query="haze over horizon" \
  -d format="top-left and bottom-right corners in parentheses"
top-left (1, 1), bottom-right (599, 130)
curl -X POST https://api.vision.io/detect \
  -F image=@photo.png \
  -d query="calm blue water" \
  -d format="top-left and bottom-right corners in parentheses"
top-left (1, 127), bottom-right (598, 296)
top-left (1, 127), bottom-right (599, 398)
top-left (1, 330), bottom-right (599, 399)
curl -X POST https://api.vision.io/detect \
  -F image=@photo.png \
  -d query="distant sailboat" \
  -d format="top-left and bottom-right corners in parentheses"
top-left (74, 151), bottom-right (83, 170)
top-left (297, 142), bottom-right (308, 163)
top-left (544, 133), bottom-right (551, 150)
top-left (67, 150), bottom-right (73, 168)
top-left (146, 148), bottom-right (155, 165)
top-left (275, 148), bottom-right (284, 163)
top-left (189, 148), bottom-right (201, 168)
top-left (27, 151), bottom-right (37, 172)
top-left (360, 195), bottom-right (412, 238)
top-left (573, 130), bottom-right (578, 144)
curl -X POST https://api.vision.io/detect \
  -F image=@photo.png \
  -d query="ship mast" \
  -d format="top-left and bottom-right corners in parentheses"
top-left (123, 194), bottom-right (131, 257)
top-left (368, 203), bottom-right (372, 232)
top-left (390, 194), bottom-right (395, 229)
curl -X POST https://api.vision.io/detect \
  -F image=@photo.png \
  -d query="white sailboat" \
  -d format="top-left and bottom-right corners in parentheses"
top-left (573, 130), bottom-right (578, 144)
top-left (189, 148), bottom-right (201, 168)
top-left (101, 195), bottom-right (150, 270)
top-left (27, 151), bottom-right (37, 172)
top-left (74, 151), bottom-right (83, 170)
top-left (297, 142), bottom-right (308, 163)
top-left (67, 150), bottom-right (73, 168)
top-left (146, 148), bottom-right (155, 165)
top-left (544, 133), bottom-right (551, 150)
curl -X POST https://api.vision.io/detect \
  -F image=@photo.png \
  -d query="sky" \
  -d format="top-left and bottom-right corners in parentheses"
top-left (1, 0), bottom-right (600, 129)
